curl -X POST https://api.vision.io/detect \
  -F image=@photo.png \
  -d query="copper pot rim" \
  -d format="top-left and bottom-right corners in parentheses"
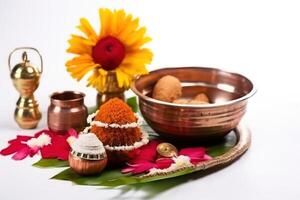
top-left (50, 90), bottom-right (86, 103)
top-left (131, 66), bottom-right (257, 108)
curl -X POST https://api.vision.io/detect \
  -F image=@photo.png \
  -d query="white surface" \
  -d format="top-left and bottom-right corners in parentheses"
top-left (1, 0), bottom-right (300, 199)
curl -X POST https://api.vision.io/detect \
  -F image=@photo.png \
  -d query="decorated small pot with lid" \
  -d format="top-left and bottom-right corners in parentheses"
top-left (69, 133), bottom-right (107, 175)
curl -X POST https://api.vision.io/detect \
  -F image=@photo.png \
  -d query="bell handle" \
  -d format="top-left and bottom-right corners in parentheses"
top-left (8, 47), bottom-right (43, 74)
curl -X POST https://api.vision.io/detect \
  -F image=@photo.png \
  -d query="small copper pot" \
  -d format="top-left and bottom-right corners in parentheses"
top-left (48, 91), bottom-right (87, 134)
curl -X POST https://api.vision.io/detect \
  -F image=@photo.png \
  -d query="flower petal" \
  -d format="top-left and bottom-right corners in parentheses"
top-left (67, 36), bottom-right (93, 55)
top-left (40, 133), bottom-right (71, 161)
top-left (29, 146), bottom-right (40, 157)
top-left (40, 145), bottom-right (56, 159)
top-left (67, 62), bottom-right (98, 81)
top-left (121, 167), bottom-right (135, 173)
top-left (12, 147), bottom-right (31, 160)
top-left (34, 129), bottom-right (52, 138)
top-left (117, 16), bottom-right (139, 43)
top-left (179, 147), bottom-right (212, 164)
top-left (57, 150), bottom-right (69, 161)
top-left (128, 140), bottom-right (160, 164)
top-left (0, 143), bottom-right (27, 156)
top-left (87, 69), bottom-right (107, 92)
top-left (156, 158), bottom-right (174, 169)
top-left (68, 129), bottom-right (78, 138)
top-left (99, 8), bottom-right (113, 37)
top-left (179, 147), bottom-right (206, 158)
top-left (122, 161), bottom-right (157, 174)
top-left (115, 68), bottom-right (129, 88)
top-left (77, 18), bottom-right (98, 44)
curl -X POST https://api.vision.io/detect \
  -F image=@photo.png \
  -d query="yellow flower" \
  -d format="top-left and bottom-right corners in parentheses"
top-left (66, 8), bottom-right (153, 92)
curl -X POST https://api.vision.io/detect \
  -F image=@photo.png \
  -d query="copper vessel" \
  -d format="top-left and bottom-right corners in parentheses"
top-left (48, 91), bottom-right (87, 133)
top-left (9, 47), bottom-right (42, 129)
top-left (131, 67), bottom-right (256, 141)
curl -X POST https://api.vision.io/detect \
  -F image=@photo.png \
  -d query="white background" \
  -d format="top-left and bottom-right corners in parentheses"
top-left (1, 0), bottom-right (300, 199)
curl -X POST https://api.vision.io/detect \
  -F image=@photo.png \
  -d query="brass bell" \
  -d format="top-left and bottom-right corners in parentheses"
top-left (9, 47), bottom-right (43, 129)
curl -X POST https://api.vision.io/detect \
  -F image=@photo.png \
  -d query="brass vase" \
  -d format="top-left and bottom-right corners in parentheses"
top-left (9, 47), bottom-right (42, 129)
top-left (96, 71), bottom-right (125, 107)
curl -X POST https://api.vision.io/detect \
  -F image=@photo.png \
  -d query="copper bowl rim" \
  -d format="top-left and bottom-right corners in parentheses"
top-left (131, 67), bottom-right (257, 108)
top-left (50, 91), bottom-right (86, 103)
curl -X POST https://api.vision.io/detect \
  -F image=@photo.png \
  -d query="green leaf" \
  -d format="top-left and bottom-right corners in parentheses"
top-left (33, 159), bottom-right (68, 168)
top-left (101, 168), bottom-right (197, 187)
top-left (126, 96), bottom-right (138, 113)
top-left (52, 168), bottom-right (131, 186)
top-left (52, 165), bottom-right (199, 187)
top-left (206, 131), bottom-right (237, 157)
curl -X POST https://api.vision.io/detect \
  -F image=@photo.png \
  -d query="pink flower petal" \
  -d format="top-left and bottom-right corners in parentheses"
top-left (121, 167), bottom-right (135, 173)
top-left (189, 154), bottom-right (212, 164)
top-left (203, 154), bottom-right (212, 160)
top-left (179, 147), bottom-right (206, 158)
top-left (12, 147), bottom-right (31, 160)
top-left (29, 146), bottom-right (40, 157)
top-left (67, 128), bottom-right (78, 138)
top-left (122, 161), bottom-right (157, 174)
top-left (179, 147), bottom-right (210, 165)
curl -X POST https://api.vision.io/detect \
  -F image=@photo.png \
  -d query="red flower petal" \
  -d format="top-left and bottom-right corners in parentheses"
top-left (1, 129), bottom-right (76, 161)
top-left (56, 150), bottom-right (69, 160)
top-left (12, 147), bottom-right (31, 160)
top-left (0, 143), bottom-right (27, 156)
top-left (40, 145), bottom-right (56, 159)
top-left (40, 133), bottom-right (71, 160)
top-left (34, 129), bottom-right (51, 137)
top-left (156, 158), bottom-right (174, 169)
top-left (128, 140), bottom-right (160, 164)
top-left (126, 148), bottom-right (141, 161)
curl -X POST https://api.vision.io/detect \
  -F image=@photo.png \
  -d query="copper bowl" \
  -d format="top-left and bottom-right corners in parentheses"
top-left (131, 67), bottom-right (256, 141)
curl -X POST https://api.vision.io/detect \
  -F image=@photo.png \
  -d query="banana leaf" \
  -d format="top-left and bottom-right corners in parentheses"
top-left (50, 131), bottom-right (237, 187)
top-left (33, 159), bottom-right (68, 168)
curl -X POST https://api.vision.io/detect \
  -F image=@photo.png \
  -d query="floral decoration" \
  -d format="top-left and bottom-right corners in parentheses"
top-left (0, 129), bottom-right (78, 161)
top-left (122, 140), bottom-right (212, 175)
top-left (66, 8), bottom-right (153, 92)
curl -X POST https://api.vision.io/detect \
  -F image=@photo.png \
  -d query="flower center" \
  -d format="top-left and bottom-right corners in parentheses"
top-left (92, 36), bottom-right (125, 71)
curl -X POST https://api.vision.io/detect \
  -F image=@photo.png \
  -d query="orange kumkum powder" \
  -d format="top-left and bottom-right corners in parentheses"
top-left (90, 98), bottom-right (142, 147)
